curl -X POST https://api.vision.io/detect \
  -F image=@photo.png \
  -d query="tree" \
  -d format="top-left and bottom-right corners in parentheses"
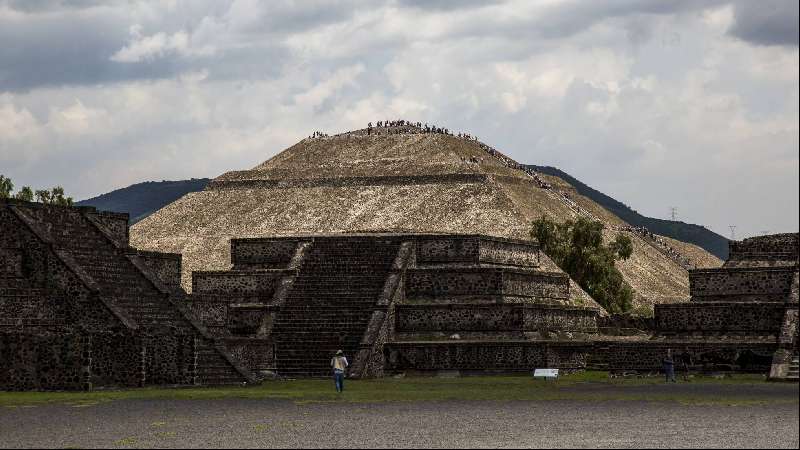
top-left (609, 234), bottom-right (633, 260)
top-left (0, 177), bottom-right (72, 205)
top-left (15, 186), bottom-right (33, 202)
top-left (0, 175), bottom-right (13, 199)
top-left (50, 186), bottom-right (73, 206)
top-left (531, 216), bottom-right (635, 314)
top-left (35, 189), bottom-right (52, 204)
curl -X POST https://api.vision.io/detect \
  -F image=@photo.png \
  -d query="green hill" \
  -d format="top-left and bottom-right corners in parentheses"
top-left (77, 178), bottom-right (211, 224)
top-left (528, 165), bottom-right (729, 259)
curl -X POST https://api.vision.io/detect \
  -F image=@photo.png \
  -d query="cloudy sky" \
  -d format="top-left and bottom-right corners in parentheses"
top-left (1, 0), bottom-right (797, 239)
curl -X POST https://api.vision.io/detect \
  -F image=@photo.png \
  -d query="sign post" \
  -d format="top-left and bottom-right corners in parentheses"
top-left (533, 368), bottom-right (559, 381)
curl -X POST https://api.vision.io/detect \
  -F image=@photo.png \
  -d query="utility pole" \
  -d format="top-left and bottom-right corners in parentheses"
top-left (728, 225), bottom-right (737, 240)
top-left (669, 207), bottom-right (678, 221)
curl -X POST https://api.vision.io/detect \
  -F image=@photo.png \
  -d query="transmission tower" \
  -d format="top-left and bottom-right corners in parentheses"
top-left (669, 207), bottom-right (678, 221)
top-left (728, 225), bottom-right (737, 240)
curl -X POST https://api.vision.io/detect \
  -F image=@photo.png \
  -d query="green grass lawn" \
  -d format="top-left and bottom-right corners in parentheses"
top-left (0, 372), bottom-right (792, 408)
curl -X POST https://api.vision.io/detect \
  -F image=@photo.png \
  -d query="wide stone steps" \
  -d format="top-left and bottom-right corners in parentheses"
top-left (271, 238), bottom-right (400, 377)
top-left (788, 354), bottom-right (799, 379)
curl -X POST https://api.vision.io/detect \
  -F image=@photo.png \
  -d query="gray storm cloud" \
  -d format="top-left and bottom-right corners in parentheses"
top-left (0, 0), bottom-right (797, 239)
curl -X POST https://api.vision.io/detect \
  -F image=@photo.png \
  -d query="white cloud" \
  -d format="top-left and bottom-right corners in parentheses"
top-left (111, 25), bottom-right (214, 63)
top-left (0, 0), bottom-right (797, 239)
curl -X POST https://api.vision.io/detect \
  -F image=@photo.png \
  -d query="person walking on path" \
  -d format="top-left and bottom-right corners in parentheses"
top-left (663, 349), bottom-right (676, 383)
top-left (679, 348), bottom-right (692, 382)
top-left (331, 350), bottom-right (349, 393)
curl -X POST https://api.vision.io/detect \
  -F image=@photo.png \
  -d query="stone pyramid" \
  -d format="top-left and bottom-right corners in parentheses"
top-left (130, 125), bottom-right (721, 312)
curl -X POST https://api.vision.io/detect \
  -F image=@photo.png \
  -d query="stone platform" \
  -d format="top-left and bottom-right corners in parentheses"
top-left (188, 233), bottom-right (599, 378)
top-left (593, 233), bottom-right (798, 379)
top-left (1, 199), bottom-right (256, 390)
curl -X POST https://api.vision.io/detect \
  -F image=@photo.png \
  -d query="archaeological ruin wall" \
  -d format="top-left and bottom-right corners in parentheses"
top-left (0, 199), bottom-right (254, 391)
top-left (593, 233), bottom-right (798, 379)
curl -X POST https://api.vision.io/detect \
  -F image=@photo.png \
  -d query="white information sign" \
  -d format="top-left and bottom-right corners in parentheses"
top-left (533, 368), bottom-right (559, 380)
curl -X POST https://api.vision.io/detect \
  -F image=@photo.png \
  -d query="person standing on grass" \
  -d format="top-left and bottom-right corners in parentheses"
top-left (679, 348), bottom-right (692, 381)
top-left (331, 350), bottom-right (348, 393)
top-left (663, 349), bottom-right (676, 383)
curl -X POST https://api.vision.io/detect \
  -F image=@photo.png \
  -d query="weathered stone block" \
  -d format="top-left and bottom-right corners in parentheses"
top-left (405, 268), bottom-right (569, 300)
top-left (0, 248), bottom-right (24, 278)
top-left (655, 302), bottom-right (788, 333)
top-left (231, 238), bottom-right (303, 269)
top-left (191, 270), bottom-right (286, 296)
top-left (689, 267), bottom-right (796, 302)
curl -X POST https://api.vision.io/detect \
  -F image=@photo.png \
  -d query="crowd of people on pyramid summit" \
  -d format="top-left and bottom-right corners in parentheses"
top-left (365, 119), bottom-right (462, 136)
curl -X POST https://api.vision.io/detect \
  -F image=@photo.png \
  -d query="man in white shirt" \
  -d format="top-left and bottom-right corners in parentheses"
top-left (331, 350), bottom-right (348, 393)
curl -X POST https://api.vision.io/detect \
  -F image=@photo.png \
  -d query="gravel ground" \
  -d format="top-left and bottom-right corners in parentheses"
top-left (1, 384), bottom-right (798, 449)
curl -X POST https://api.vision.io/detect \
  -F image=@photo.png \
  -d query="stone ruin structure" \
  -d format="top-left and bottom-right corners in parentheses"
top-left (594, 233), bottom-right (798, 380)
top-left (1, 200), bottom-right (598, 388)
top-left (1, 196), bottom-right (797, 390)
top-left (1, 125), bottom-right (795, 389)
top-left (0, 199), bottom-right (255, 390)
top-left (131, 127), bottom-right (723, 312)
top-left (189, 234), bottom-right (597, 378)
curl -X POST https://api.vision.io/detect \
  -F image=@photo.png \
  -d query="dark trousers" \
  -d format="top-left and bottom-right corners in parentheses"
top-left (664, 364), bottom-right (676, 382)
top-left (334, 371), bottom-right (344, 392)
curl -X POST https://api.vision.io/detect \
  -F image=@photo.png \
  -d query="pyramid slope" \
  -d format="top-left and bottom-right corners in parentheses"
top-left (131, 130), bottom-right (719, 312)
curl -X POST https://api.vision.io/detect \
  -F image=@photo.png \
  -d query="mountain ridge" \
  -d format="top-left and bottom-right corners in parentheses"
top-left (76, 178), bottom-right (211, 224)
top-left (527, 165), bottom-right (729, 259)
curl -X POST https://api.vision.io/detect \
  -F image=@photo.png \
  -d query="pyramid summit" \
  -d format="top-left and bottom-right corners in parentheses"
top-left (130, 122), bottom-right (721, 311)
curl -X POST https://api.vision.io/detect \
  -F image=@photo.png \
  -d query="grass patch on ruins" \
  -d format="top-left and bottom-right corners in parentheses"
top-left (0, 372), bottom-right (794, 408)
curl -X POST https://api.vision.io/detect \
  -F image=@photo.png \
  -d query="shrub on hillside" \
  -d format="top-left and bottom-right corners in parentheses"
top-left (531, 216), bottom-right (634, 314)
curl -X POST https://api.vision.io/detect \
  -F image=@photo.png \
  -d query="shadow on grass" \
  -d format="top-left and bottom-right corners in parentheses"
top-left (0, 372), bottom-right (794, 408)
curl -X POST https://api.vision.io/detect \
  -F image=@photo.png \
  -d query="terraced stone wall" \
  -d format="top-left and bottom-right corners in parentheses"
top-left (591, 342), bottom-right (777, 372)
top-left (1, 201), bottom-right (222, 391)
top-left (729, 234), bottom-right (798, 259)
top-left (415, 236), bottom-right (539, 267)
top-left (0, 330), bottom-right (180, 391)
top-left (395, 304), bottom-right (596, 332)
top-left (478, 238), bottom-right (540, 267)
top-left (415, 237), bottom-right (479, 264)
top-left (89, 331), bottom-right (144, 387)
top-left (689, 267), bottom-right (796, 302)
top-left (0, 206), bottom-right (123, 331)
top-left (142, 333), bottom-right (197, 386)
top-left (192, 271), bottom-right (287, 298)
top-left (231, 239), bottom-right (302, 269)
top-left (406, 268), bottom-right (569, 301)
top-left (0, 332), bottom-right (88, 390)
top-left (655, 303), bottom-right (789, 333)
top-left (384, 341), bottom-right (591, 372)
top-left (597, 314), bottom-right (655, 333)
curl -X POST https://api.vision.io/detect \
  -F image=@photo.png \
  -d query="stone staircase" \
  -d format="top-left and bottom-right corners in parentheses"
top-left (271, 238), bottom-right (401, 377)
top-left (788, 353), bottom-right (799, 380)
